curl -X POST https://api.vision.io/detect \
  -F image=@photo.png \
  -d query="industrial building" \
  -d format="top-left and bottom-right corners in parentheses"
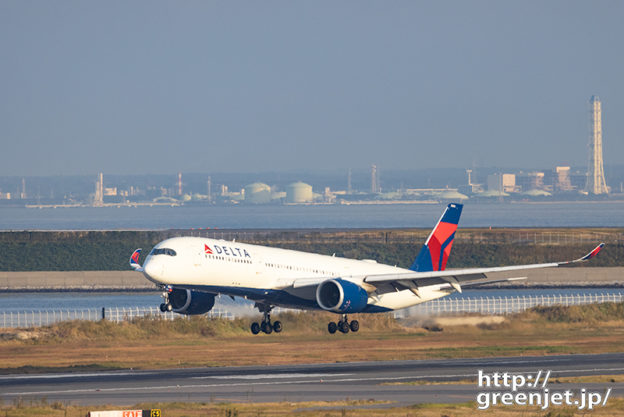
top-left (243, 183), bottom-right (272, 204)
top-left (516, 172), bottom-right (545, 192)
top-left (286, 181), bottom-right (314, 203)
top-left (487, 173), bottom-right (517, 193)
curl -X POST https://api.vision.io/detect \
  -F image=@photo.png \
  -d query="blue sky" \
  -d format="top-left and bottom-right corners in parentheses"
top-left (1, 1), bottom-right (622, 176)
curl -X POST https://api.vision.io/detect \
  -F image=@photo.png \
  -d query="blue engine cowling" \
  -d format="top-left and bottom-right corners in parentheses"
top-left (169, 288), bottom-right (216, 315)
top-left (315, 278), bottom-right (368, 313)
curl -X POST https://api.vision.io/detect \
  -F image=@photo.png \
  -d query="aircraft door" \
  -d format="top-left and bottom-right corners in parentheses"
top-left (194, 248), bottom-right (203, 268)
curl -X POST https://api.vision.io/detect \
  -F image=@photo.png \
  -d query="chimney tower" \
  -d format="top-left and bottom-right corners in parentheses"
top-left (94, 173), bottom-right (104, 206)
top-left (585, 96), bottom-right (608, 194)
top-left (371, 164), bottom-right (378, 194)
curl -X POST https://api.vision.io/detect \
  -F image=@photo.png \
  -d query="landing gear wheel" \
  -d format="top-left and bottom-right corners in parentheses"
top-left (261, 321), bottom-right (273, 334)
top-left (253, 303), bottom-right (277, 335)
top-left (273, 321), bottom-right (283, 333)
top-left (339, 321), bottom-right (350, 334)
top-left (328, 322), bottom-right (337, 334)
top-left (349, 320), bottom-right (359, 332)
top-left (159, 303), bottom-right (168, 312)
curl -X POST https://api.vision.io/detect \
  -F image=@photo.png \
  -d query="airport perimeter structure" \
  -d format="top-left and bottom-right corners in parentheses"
top-left (1, 267), bottom-right (623, 291)
top-left (2, 292), bottom-right (623, 328)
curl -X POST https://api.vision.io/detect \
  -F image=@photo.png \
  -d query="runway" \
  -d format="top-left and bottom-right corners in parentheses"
top-left (1, 353), bottom-right (623, 406)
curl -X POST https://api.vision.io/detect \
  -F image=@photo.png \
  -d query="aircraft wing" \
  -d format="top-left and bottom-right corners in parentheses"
top-left (291, 243), bottom-right (604, 294)
top-left (363, 243), bottom-right (604, 293)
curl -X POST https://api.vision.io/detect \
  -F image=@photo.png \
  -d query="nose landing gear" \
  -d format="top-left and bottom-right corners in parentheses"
top-left (251, 304), bottom-right (282, 335)
top-left (159, 286), bottom-right (172, 312)
top-left (328, 314), bottom-right (358, 334)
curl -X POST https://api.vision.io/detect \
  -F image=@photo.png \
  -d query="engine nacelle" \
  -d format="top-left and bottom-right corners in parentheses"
top-left (169, 288), bottom-right (216, 315)
top-left (316, 278), bottom-right (368, 313)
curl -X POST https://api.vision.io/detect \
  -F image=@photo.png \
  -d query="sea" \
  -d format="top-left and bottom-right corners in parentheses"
top-left (1, 201), bottom-right (624, 230)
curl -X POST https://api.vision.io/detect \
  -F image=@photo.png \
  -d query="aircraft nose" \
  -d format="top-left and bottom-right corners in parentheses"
top-left (143, 260), bottom-right (164, 283)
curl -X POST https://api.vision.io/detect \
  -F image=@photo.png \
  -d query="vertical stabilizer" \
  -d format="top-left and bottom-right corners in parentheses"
top-left (410, 203), bottom-right (463, 272)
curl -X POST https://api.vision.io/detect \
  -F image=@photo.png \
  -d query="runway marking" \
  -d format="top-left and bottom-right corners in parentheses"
top-left (0, 372), bottom-right (145, 381)
top-left (1, 374), bottom-right (476, 397)
top-left (445, 358), bottom-right (567, 366)
top-left (0, 372), bottom-right (497, 397)
top-left (0, 359), bottom-right (602, 382)
top-left (3, 366), bottom-right (624, 398)
top-left (549, 367), bottom-right (624, 374)
top-left (195, 373), bottom-right (352, 380)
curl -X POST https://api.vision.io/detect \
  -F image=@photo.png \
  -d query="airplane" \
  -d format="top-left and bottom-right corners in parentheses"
top-left (129, 203), bottom-right (604, 334)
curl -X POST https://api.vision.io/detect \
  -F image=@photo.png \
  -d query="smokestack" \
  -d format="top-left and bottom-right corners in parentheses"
top-left (585, 96), bottom-right (608, 194)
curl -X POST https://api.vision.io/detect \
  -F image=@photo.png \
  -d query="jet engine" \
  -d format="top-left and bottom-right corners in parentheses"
top-left (315, 278), bottom-right (368, 313)
top-left (168, 288), bottom-right (216, 315)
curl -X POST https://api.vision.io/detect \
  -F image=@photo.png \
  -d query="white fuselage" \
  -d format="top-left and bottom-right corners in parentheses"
top-left (142, 236), bottom-right (453, 312)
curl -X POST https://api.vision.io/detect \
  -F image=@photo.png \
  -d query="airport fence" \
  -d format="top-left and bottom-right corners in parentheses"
top-left (0, 306), bottom-right (235, 328)
top-left (393, 292), bottom-right (624, 317)
top-left (1, 293), bottom-right (623, 328)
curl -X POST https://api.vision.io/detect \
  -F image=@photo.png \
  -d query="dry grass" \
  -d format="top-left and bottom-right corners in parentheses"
top-left (2, 398), bottom-right (624, 417)
top-left (0, 304), bottom-right (623, 373)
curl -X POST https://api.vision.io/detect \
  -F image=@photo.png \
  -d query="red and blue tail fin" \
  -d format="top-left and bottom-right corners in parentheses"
top-left (130, 248), bottom-right (143, 272)
top-left (410, 203), bottom-right (463, 272)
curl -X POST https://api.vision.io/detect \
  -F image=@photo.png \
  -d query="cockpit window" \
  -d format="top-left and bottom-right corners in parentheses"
top-left (149, 248), bottom-right (177, 256)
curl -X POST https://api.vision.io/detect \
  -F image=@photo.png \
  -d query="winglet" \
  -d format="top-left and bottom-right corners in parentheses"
top-left (560, 243), bottom-right (605, 266)
top-left (578, 243), bottom-right (605, 262)
top-left (130, 248), bottom-right (143, 272)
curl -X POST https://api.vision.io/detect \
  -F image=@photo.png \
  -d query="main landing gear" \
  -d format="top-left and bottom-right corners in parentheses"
top-left (328, 314), bottom-right (359, 334)
top-left (250, 304), bottom-right (282, 335)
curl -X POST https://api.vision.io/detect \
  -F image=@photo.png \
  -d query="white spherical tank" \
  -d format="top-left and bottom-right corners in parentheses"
top-left (244, 182), bottom-right (271, 204)
top-left (286, 181), bottom-right (313, 203)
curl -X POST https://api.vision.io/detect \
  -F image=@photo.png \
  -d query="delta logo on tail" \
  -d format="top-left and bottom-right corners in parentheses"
top-left (410, 203), bottom-right (462, 272)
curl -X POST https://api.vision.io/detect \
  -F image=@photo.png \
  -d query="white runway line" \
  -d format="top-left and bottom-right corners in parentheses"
top-left (0, 371), bottom-right (147, 381)
top-left (195, 373), bottom-right (352, 380)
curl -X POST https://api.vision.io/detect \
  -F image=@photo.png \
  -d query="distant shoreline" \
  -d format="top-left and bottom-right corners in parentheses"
top-left (15, 198), bottom-right (624, 209)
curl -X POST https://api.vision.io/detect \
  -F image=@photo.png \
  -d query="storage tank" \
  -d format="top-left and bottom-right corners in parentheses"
top-left (244, 182), bottom-right (271, 204)
top-left (437, 190), bottom-right (469, 201)
top-left (286, 182), bottom-right (313, 203)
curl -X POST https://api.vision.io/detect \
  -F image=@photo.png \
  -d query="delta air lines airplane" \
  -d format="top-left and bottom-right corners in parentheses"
top-left (130, 203), bottom-right (604, 335)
